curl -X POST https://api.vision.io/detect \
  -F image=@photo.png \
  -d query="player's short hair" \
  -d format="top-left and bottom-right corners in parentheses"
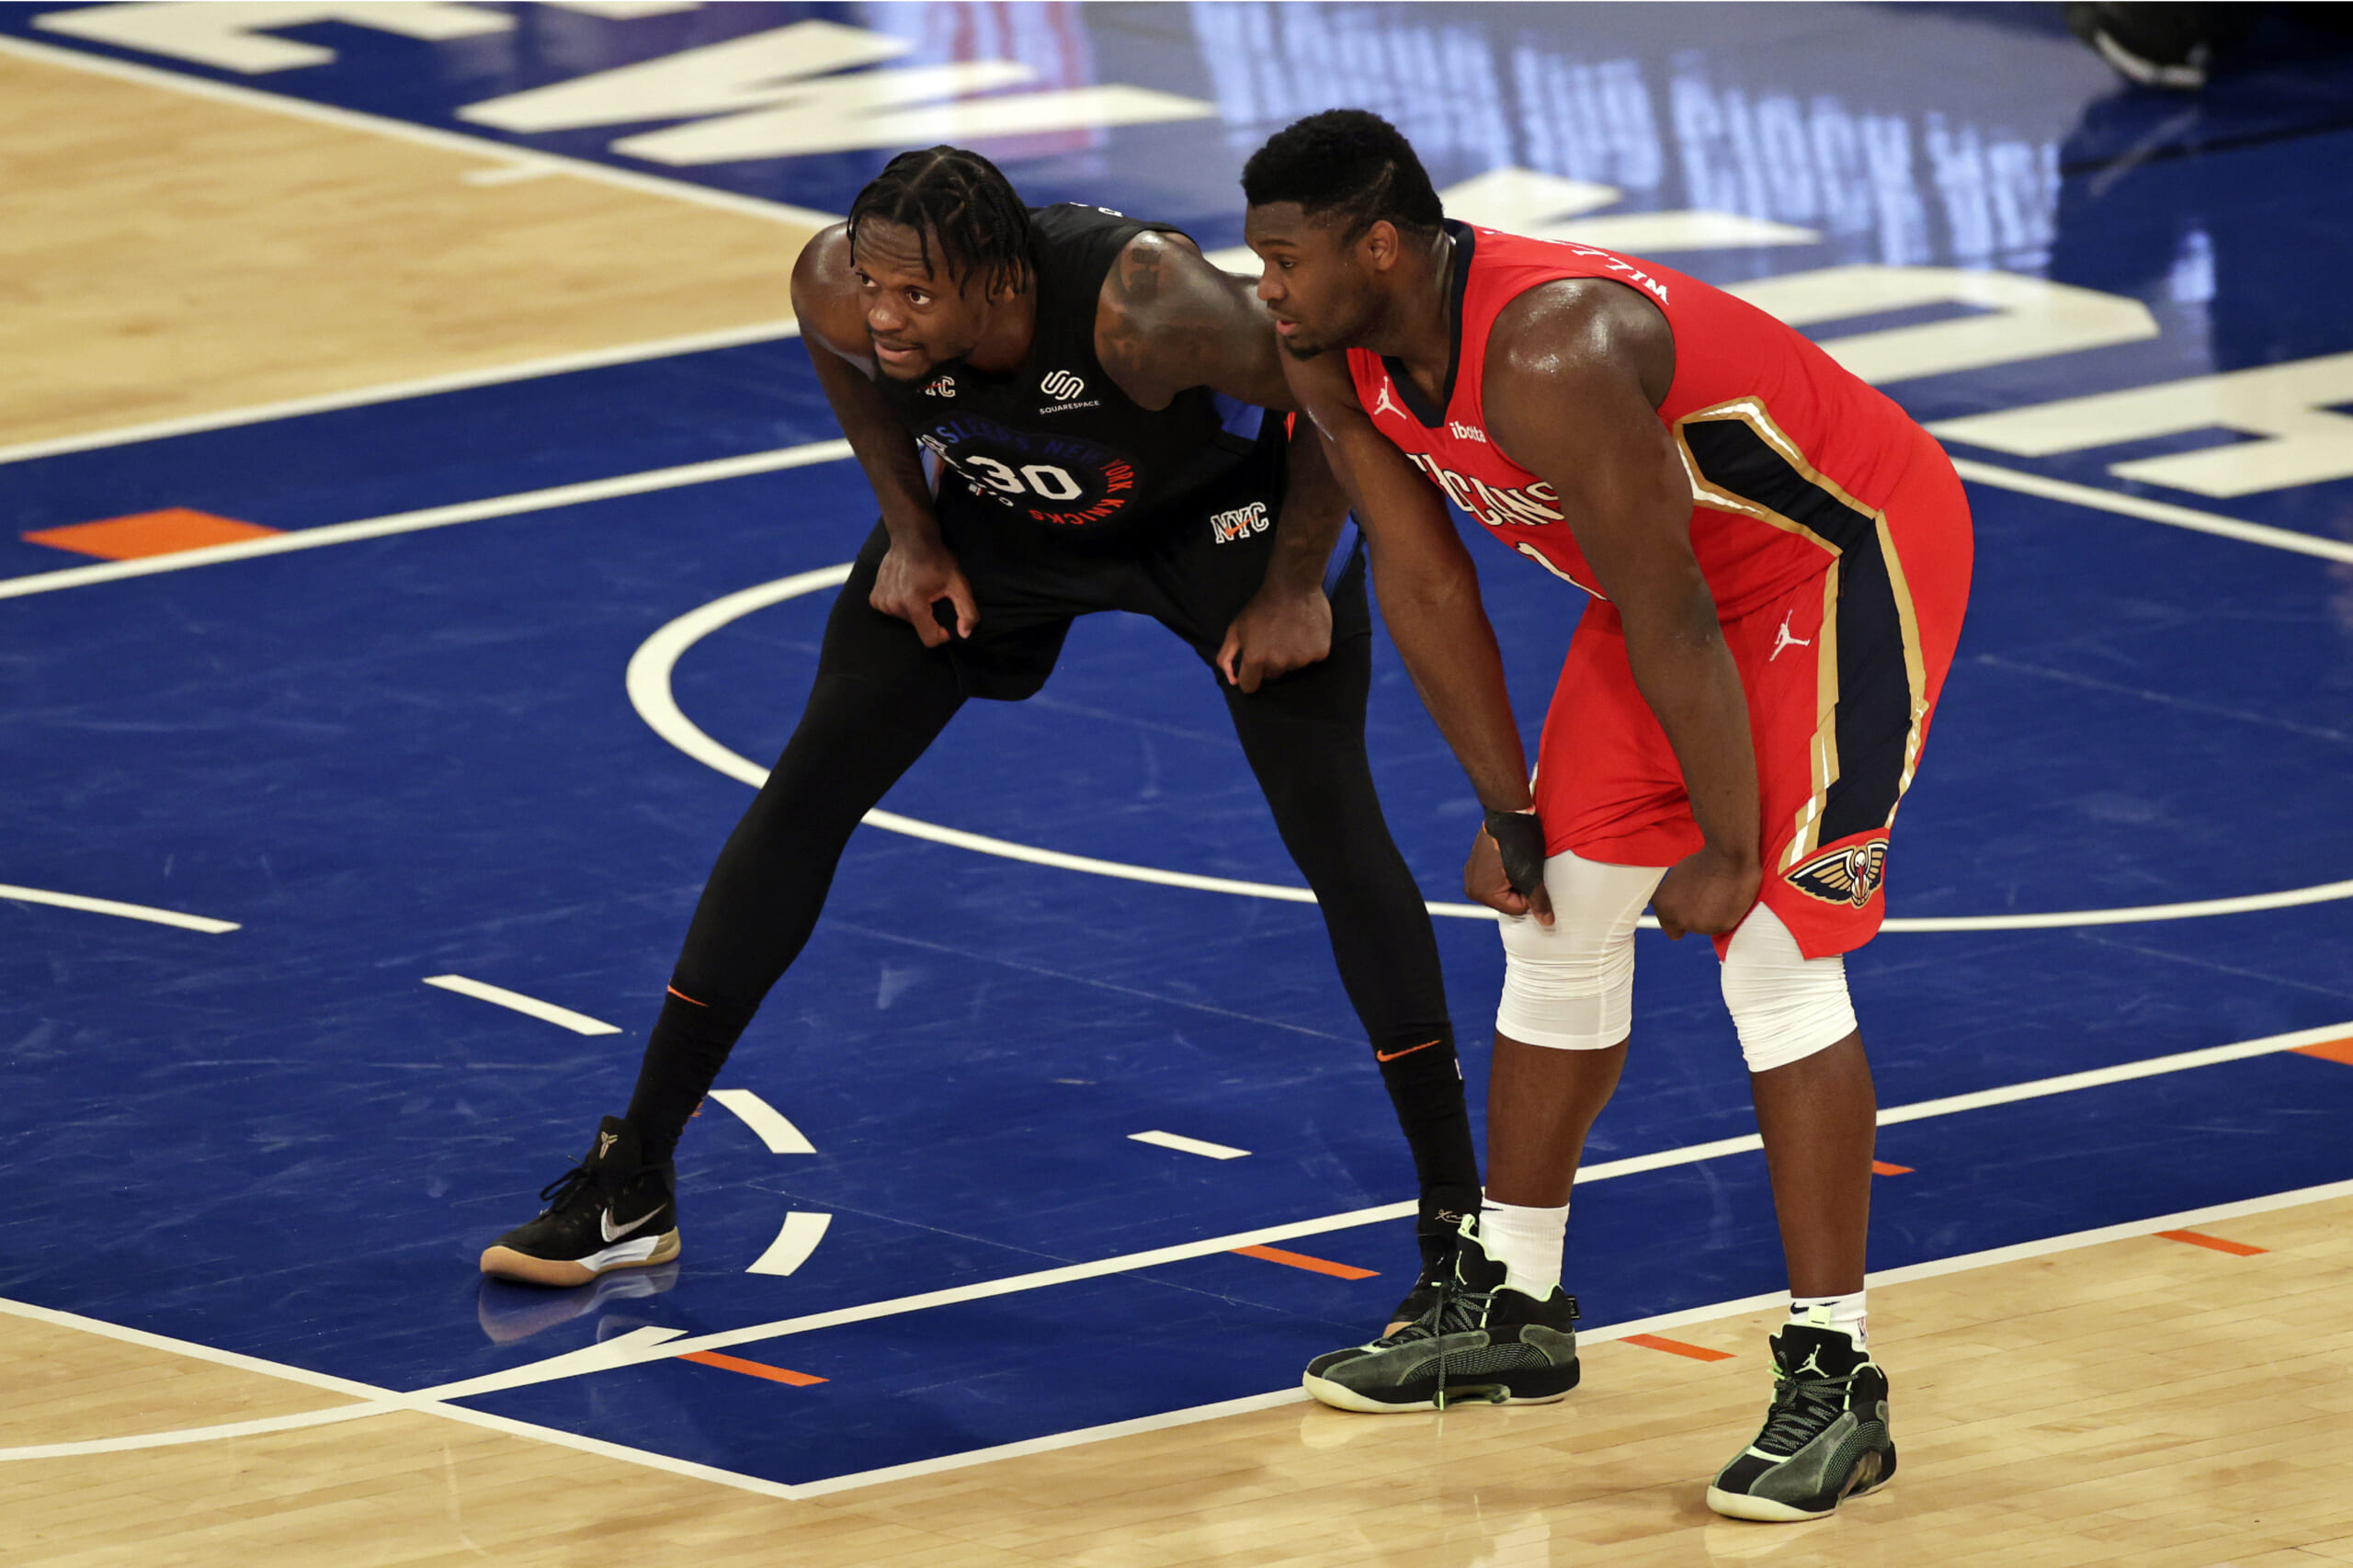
top-left (1241, 109), bottom-right (1444, 241)
top-left (847, 146), bottom-right (1032, 293)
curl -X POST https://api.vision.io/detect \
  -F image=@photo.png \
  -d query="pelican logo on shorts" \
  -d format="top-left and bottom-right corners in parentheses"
top-left (1788, 839), bottom-right (1889, 908)
top-left (1211, 500), bottom-right (1270, 542)
top-left (923, 374), bottom-right (956, 398)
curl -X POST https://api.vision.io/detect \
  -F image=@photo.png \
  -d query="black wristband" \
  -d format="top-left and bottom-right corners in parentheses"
top-left (1483, 809), bottom-right (1548, 896)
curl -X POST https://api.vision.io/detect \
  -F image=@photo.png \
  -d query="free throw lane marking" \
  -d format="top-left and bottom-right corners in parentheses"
top-left (0, 440), bottom-right (854, 601)
top-left (422, 975), bottom-right (620, 1036)
top-left (707, 1088), bottom-right (816, 1154)
top-left (2155, 1230), bottom-right (2268, 1256)
top-left (1231, 1244), bottom-right (1378, 1280)
top-left (1622, 1334), bottom-right (1736, 1362)
top-left (8, 1178), bottom-right (2351, 1491)
top-left (745, 1212), bottom-right (831, 1277)
top-left (23, 508), bottom-right (281, 560)
top-left (535, 1018), bottom-right (2353, 1378)
top-left (2292, 1038), bottom-right (2353, 1066)
top-left (1129, 1131), bottom-right (1251, 1160)
top-left (677, 1351), bottom-right (826, 1387)
top-left (0, 882), bottom-right (238, 933)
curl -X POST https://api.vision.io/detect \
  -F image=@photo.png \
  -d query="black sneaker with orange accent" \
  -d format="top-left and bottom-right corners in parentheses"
top-left (480, 1116), bottom-right (679, 1287)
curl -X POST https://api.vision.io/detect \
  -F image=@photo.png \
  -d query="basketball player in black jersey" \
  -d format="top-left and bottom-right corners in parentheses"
top-left (481, 148), bottom-right (1478, 1330)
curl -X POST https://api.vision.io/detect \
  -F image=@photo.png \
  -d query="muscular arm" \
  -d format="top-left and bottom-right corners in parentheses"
top-left (1094, 231), bottom-right (1351, 688)
top-left (790, 227), bottom-right (975, 642)
top-left (1282, 347), bottom-right (1531, 812)
top-left (1484, 280), bottom-right (1762, 934)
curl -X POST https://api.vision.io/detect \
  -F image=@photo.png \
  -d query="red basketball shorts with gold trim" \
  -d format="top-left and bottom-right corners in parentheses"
top-left (1533, 441), bottom-right (1974, 960)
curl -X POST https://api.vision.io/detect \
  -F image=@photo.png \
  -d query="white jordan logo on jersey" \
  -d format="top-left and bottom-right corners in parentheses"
top-left (1771, 611), bottom-right (1813, 661)
top-left (1372, 380), bottom-right (1402, 419)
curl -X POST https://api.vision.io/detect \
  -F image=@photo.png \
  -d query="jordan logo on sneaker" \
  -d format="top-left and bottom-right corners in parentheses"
top-left (1771, 612), bottom-right (1813, 662)
top-left (1372, 380), bottom-right (1403, 419)
top-left (600, 1206), bottom-right (661, 1244)
top-left (1793, 1347), bottom-right (1830, 1378)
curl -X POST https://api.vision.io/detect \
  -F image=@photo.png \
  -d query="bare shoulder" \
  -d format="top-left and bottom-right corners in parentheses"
top-left (1097, 226), bottom-right (1273, 405)
top-left (1099, 230), bottom-right (1246, 347)
top-left (1486, 277), bottom-right (1673, 408)
top-left (790, 224), bottom-right (867, 357)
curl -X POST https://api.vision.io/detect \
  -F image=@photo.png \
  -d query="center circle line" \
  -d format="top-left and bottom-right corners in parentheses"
top-left (623, 564), bottom-right (2353, 933)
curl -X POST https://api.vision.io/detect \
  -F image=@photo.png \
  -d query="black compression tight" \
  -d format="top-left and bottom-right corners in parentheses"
top-left (625, 582), bottom-right (1469, 1196)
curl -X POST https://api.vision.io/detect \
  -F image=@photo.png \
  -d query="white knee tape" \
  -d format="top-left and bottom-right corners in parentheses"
top-left (1720, 903), bottom-right (1858, 1073)
top-left (1495, 850), bottom-right (1667, 1051)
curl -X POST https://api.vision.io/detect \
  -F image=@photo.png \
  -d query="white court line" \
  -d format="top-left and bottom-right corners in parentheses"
top-left (415, 1325), bottom-right (687, 1401)
top-left (628, 563), bottom-right (2353, 933)
top-left (0, 882), bottom-right (238, 934)
top-left (6, 1173), bottom-right (2349, 1488)
top-left (462, 163), bottom-right (560, 187)
top-left (423, 975), bottom-right (621, 1036)
top-left (746, 1213), bottom-right (833, 1278)
top-left (0, 439), bottom-right (852, 602)
top-left (0, 34), bottom-right (839, 230)
top-left (771, 1174), bottom-right (2353, 1498)
top-left (0, 318), bottom-right (803, 469)
top-left (1950, 457), bottom-right (2353, 566)
top-left (707, 1088), bottom-right (816, 1154)
top-left (0, 1399), bottom-right (409, 1460)
top-left (472, 1017), bottom-right (2353, 1382)
top-left (1129, 1130), bottom-right (1253, 1160)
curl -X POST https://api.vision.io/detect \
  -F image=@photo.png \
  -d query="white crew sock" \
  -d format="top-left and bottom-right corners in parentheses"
top-left (1789, 1290), bottom-right (1868, 1348)
top-left (1478, 1197), bottom-right (1569, 1300)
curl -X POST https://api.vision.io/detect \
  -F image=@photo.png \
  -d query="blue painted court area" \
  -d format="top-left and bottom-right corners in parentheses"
top-left (5, 0), bottom-right (2353, 1494)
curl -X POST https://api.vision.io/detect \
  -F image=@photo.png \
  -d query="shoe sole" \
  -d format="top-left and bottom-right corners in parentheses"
top-left (1302, 1360), bottom-right (1579, 1414)
top-left (1704, 1449), bottom-right (1894, 1522)
top-left (480, 1228), bottom-right (681, 1287)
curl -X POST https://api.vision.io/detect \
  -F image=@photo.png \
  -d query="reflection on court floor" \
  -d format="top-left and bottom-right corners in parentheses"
top-left (2, 0), bottom-right (2350, 1499)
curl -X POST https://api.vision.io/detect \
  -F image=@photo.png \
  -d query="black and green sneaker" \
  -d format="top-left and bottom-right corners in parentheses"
top-left (1305, 1220), bottom-right (1579, 1413)
top-left (1706, 1324), bottom-right (1896, 1521)
top-left (480, 1116), bottom-right (679, 1288)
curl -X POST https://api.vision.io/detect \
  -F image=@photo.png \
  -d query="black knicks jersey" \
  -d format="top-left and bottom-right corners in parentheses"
top-left (871, 203), bottom-right (1276, 536)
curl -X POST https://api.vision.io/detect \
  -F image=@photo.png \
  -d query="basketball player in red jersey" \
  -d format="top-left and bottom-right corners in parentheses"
top-left (1240, 112), bottom-right (1972, 1522)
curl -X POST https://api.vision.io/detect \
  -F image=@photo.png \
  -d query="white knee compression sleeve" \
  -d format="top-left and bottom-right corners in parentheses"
top-left (1495, 850), bottom-right (1668, 1051)
top-left (1720, 903), bottom-right (1858, 1073)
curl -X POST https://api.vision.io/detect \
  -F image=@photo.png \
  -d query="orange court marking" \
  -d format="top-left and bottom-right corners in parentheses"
top-left (2291, 1037), bottom-right (2353, 1066)
top-left (1231, 1244), bottom-right (1379, 1280)
top-left (1871, 1161), bottom-right (1915, 1176)
top-left (1622, 1334), bottom-right (1735, 1362)
top-left (22, 508), bottom-right (281, 560)
top-left (677, 1350), bottom-right (827, 1386)
top-left (2156, 1229), bottom-right (2268, 1257)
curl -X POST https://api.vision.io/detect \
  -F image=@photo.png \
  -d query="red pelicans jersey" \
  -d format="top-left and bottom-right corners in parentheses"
top-left (1346, 222), bottom-right (1938, 619)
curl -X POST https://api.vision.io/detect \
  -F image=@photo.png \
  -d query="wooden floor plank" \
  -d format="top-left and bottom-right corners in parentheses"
top-left (0, 52), bottom-right (814, 450)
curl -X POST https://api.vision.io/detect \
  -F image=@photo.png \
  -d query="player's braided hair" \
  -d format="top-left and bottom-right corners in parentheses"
top-left (1241, 109), bottom-right (1444, 241)
top-left (847, 146), bottom-right (1033, 295)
